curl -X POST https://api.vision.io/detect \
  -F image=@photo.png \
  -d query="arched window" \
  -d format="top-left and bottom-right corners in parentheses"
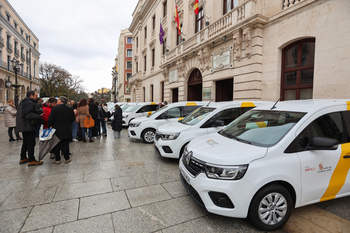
top-left (34, 61), bottom-right (36, 77)
top-left (150, 84), bottom-right (154, 102)
top-left (143, 87), bottom-right (145, 102)
top-left (281, 39), bottom-right (315, 100)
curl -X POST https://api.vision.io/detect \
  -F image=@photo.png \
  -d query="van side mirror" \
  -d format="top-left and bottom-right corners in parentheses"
top-left (213, 120), bottom-right (225, 127)
top-left (306, 137), bottom-right (339, 150)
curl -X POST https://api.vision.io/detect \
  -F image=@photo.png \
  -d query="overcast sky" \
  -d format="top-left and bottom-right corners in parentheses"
top-left (10, 0), bottom-right (139, 93)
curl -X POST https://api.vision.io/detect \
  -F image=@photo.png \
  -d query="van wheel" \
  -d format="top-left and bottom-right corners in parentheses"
top-left (142, 129), bottom-right (156, 144)
top-left (248, 185), bottom-right (292, 231)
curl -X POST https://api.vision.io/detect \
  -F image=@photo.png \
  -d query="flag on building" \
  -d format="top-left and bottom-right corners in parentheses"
top-left (194, 0), bottom-right (199, 15)
top-left (159, 22), bottom-right (165, 44)
top-left (175, 4), bottom-right (181, 35)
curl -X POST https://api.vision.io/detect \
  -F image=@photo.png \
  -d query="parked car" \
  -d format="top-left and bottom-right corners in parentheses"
top-left (179, 99), bottom-right (350, 231)
top-left (155, 101), bottom-right (272, 159)
top-left (128, 101), bottom-right (205, 143)
top-left (122, 102), bottom-right (159, 126)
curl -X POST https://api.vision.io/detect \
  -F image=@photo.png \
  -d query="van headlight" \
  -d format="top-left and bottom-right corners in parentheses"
top-left (161, 133), bottom-right (180, 140)
top-left (129, 122), bottom-right (141, 127)
top-left (205, 164), bottom-right (248, 180)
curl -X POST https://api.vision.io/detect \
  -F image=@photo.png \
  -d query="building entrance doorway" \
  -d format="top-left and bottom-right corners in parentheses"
top-left (187, 69), bottom-right (202, 101)
top-left (216, 78), bottom-right (233, 102)
top-left (172, 88), bottom-right (178, 102)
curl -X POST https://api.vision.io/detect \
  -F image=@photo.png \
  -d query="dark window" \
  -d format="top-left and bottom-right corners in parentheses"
top-left (127, 37), bottom-right (132, 44)
top-left (195, 8), bottom-right (204, 33)
top-left (152, 49), bottom-right (155, 67)
top-left (223, 0), bottom-right (234, 15)
top-left (285, 112), bottom-right (346, 153)
top-left (144, 55), bottom-right (147, 71)
top-left (281, 39), bottom-right (315, 100)
top-left (201, 108), bottom-right (242, 128)
top-left (163, 0), bottom-right (167, 17)
top-left (136, 37), bottom-right (138, 48)
top-left (136, 62), bottom-right (138, 73)
top-left (150, 85), bottom-right (154, 102)
top-left (163, 38), bottom-right (167, 55)
top-left (127, 49), bottom-right (132, 57)
top-left (184, 106), bottom-right (201, 116)
top-left (152, 15), bottom-right (156, 30)
top-left (138, 105), bottom-right (158, 113)
top-left (145, 26), bottom-right (147, 39)
top-left (6, 14), bottom-right (10, 21)
top-left (126, 73), bottom-right (132, 81)
top-left (143, 87), bottom-right (145, 101)
top-left (126, 61), bottom-right (132, 69)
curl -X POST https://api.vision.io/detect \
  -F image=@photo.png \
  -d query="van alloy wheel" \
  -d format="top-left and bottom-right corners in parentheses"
top-left (142, 129), bottom-right (155, 143)
top-left (248, 185), bottom-right (292, 231)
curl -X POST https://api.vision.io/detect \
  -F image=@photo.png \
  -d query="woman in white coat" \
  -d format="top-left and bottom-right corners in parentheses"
top-left (4, 99), bottom-right (22, 141)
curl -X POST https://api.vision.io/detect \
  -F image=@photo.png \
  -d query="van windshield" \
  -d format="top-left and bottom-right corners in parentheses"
top-left (220, 110), bottom-right (306, 147)
top-left (125, 105), bottom-right (140, 112)
top-left (180, 107), bottom-right (215, 125)
top-left (120, 104), bottom-right (130, 111)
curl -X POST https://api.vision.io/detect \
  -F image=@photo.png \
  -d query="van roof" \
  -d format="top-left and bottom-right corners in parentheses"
top-left (201, 101), bottom-right (273, 108)
top-left (255, 99), bottom-right (350, 112)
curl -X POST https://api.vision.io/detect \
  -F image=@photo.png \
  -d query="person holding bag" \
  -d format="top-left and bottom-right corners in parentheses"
top-left (77, 98), bottom-right (93, 142)
top-left (4, 99), bottom-right (22, 141)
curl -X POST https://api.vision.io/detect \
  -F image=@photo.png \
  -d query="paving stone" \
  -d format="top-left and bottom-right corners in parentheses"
top-left (53, 179), bottom-right (112, 201)
top-left (154, 196), bottom-right (209, 226)
top-left (111, 204), bottom-right (167, 233)
top-left (0, 207), bottom-right (31, 233)
top-left (162, 217), bottom-right (216, 233)
top-left (83, 168), bottom-right (119, 182)
top-left (126, 184), bottom-right (172, 207)
top-left (0, 176), bottom-right (41, 194)
top-left (53, 214), bottom-right (114, 233)
top-left (0, 192), bottom-right (10, 206)
top-left (36, 172), bottom-right (84, 189)
top-left (162, 181), bottom-right (188, 198)
top-left (142, 172), bottom-right (176, 185)
top-left (24, 227), bottom-right (54, 233)
top-left (21, 199), bottom-right (79, 232)
top-left (79, 191), bottom-right (130, 219)
top-left (0, 186), bottom-right (56, 211)
top-left (110, 175), bottom-right (148, 191)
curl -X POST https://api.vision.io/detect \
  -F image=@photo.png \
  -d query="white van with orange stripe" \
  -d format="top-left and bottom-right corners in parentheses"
top-left (128, 102), bottom-right (205, 143)
top-left (155, 101), bottom-right (272, 159)
top-left (179, 99), bottom-right (350, 231)
top-left (122, 102), bottom-right (158, 126)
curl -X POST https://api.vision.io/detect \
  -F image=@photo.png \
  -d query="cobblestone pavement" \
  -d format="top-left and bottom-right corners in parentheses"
top-left (0, 112), bottom-right (349, 233)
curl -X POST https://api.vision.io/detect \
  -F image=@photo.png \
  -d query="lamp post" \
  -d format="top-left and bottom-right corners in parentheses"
top-left (5, 76), bottom-right (12, 101)
top-left (111, 69), bottom-right (118, 103)
top-left (10, 58), bottom-right (22, 107)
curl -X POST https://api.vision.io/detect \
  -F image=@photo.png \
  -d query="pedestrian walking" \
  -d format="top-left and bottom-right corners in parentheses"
top-left (16, 91), bottom-right (44, 166)
top-left (97, 103), bottom-right (107, 136)
top-left (112, 104), bottom-right (122, 138)
top-left (88, 98), bottom-right (98, 138)
top-left (4, 99), bottom-right (22, 141)
top-left (77, 98), bottom-right (93, 142)
top-left (47, 96), bottom-right (75, 164)
top-left (71, 103), bottom-right (79, 141)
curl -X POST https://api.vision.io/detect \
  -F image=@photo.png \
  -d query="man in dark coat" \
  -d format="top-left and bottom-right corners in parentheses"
top-left (112, 104), bottom-right (123, 138)
top-left (47, 96), bottom-right (75, 164)
top-left (16, 91), bottom-right (44, 166)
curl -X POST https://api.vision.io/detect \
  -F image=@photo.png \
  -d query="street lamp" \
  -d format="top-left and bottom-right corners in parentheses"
top-left (10, 58), bottom-right (22, 106)
top-left (111, 69), bottom-right (118, 103)
top-left (5, 76), bottom-right (12, 101)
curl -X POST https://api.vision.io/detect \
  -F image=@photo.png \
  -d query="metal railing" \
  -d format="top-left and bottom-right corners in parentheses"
top-left (15, 49), bottom-right (19, 56)
top-left (7, 42), bottom-right (13, 52)
top-left (0, 37), bottom-right (4, 47)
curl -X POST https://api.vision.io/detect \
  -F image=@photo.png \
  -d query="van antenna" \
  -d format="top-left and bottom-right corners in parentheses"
top-left (271, 96), bottom-right (283, 110)
top-left (206, 99), bottom-right (213, 107)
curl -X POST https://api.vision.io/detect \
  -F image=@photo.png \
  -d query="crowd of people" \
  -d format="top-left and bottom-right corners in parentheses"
top-left (3, 90), bottom-right (123, 166)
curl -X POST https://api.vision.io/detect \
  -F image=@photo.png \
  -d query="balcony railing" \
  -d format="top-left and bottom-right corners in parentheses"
top-left (162, 0), bottom-right (261, 64)
top-left (0, 61), bottom-right (7, 69)
top-left (283, 0), bottom-right (305, 10)
top-left (0, 37), bottom-right (4, 47)
top-left (7, 42), bottom-right (13, 52)
top-left (15, 49), bottom-right (19, 56)
top-left (21, 53), bottom-right (25, 61)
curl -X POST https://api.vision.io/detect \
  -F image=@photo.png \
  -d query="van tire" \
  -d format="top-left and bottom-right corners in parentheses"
top-left (248, 185), bottom-right (292, 231)
top-left (142, 129), bottom-right (156, 144)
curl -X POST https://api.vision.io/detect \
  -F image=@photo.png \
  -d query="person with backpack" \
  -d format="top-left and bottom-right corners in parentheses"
top-left (97, 103), bottom-right (107, 136)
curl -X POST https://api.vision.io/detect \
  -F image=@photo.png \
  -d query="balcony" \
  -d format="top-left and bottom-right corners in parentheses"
top-left (21, 53), bottom-right (25, 62)
top-left (0, 61), bottom-right (7, 70)
top-left (15, 49), bottom-right (19, 57)
top-left (128, 72), bottom-right (143, 86)
top-left (7, 42), bottom-right (13, 53)
top-left (283, 0), bottom-right (306, 10)
top-left (161, 0), bottom-right (267, 64)
top-left (0, 37), bottom-right (4, 48)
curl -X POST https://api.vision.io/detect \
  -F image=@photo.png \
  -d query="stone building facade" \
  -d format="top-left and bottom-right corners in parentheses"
top-left (128, 0), bottom-right (350, 103)
top-left (0, 0), bottom-right (40, 106)
top-left (116, 29), bottom-right (133, 103)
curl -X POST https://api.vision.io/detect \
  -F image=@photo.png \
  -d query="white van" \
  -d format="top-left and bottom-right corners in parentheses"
top-left (122, 102), bottom-right (158, 126)
top-left (154, 101), bottom-right (272, 159)
top-left (128, 102), bottom-right (205, 143)
top-left (179, 99), bottom-right (350, 231)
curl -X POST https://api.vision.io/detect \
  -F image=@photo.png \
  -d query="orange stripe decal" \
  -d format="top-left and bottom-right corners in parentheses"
top-left (320, 143), bottom-right (350, 202)
top-left (241, 102), bottom-right (255, 108)
top-left (347, 101), bottom-right (350, 111)
top-left (147, 111), bottom-right (152, 116)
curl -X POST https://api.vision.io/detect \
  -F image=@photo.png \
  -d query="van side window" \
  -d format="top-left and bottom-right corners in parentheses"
top-left (201, 108), bottom-right (240, 128)
top-left (137, 105), bottom-right (158, 113)
top-left (157, 107), bottom-right (183, 119)
top-left (285, 112), bottom-right (346, 153)
top-left (342, 111), bottom-right (350, 142)
top-left (241, 107), bottom-right (254, 114)
top-left (183, 106), bottom-right (200, 116)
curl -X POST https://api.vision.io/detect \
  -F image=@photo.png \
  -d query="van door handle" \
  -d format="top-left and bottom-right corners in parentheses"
top-left (343, 153), bottom-right (350, 159)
